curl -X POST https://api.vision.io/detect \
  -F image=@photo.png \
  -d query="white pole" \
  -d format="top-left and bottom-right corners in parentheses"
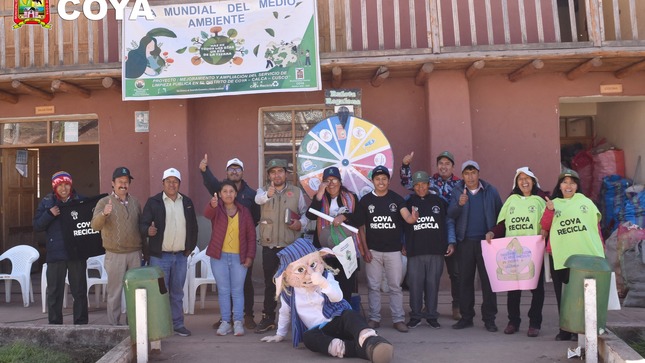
top-left (584, 278), bottom-right (598, 363)
top-left (135, 288), bottom-right (148, 363)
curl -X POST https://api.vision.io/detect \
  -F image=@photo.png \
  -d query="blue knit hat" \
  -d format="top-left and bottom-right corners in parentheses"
top-left (274, 238), bottom-right (318, 281)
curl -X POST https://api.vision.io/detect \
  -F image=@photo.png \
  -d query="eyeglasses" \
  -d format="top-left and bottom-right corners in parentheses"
top-left (324, 178), bottom-right (340, 184)
top-left (227, 167), bottom-right (243, 173)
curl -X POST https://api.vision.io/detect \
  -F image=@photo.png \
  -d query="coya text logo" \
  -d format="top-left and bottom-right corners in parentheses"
top-left (58, 0), bottom-right (155, 21)
top-left (13, 0), bottom-right (51, 29)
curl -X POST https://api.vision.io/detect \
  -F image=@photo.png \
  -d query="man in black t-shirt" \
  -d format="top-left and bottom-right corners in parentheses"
top-left (355, 166), bottom-right (418, 333)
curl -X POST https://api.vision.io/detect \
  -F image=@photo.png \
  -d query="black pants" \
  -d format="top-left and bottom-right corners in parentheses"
top-left (303, 310), bottom-right (370, 359)
top-left (507, 264), bottom-right (545, 329)
top-left (549, 254), bottom-right (570, 314)
top-left (445, 250), bottom-right (460, 308)
top-left (244, 262), bottom-right (254, 315)
top-left (262, 247), bottom-right (281, 318)
top-left (47, 260), bottom-right (88, 325)
top-left (457, 238), bottom-right (497, 323)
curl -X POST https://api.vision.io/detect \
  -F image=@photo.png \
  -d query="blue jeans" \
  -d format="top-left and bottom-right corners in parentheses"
top-left (150, 252), bottom-right (188, 329)
top-left (211, 253), bottom-right (247, 323)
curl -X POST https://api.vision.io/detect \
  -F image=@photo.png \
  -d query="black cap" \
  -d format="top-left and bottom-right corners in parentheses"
top-left (323, 166), bottom-right (341, 181)
top-left (112, 167), bottom-right (133, 181)
top-left (371, 165), bottom-right (390, 179)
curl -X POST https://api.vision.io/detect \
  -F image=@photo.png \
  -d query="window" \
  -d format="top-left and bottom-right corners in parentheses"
top-left (0, 115), bottom-right (99, 147)
top-left (260, 105), bottom-right (333, 185)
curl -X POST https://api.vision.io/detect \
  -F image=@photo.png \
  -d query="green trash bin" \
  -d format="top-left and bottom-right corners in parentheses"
top-left (560, 254), bottom-right (611, 334)
top-left (124, 266), bottom-right (173, 341)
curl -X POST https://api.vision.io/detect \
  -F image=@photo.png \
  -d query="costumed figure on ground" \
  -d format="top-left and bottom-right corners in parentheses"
top-left (260, 238), bottom-right (393, 363)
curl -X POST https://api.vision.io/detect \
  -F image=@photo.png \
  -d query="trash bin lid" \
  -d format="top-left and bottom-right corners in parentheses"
top-left (563, 254), bottom-right (611, 272)
top-left (124, 266), bottom-right (164, 281)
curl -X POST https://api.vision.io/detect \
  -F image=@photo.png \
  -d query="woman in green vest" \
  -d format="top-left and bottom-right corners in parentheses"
top-left (540, 169), bottom-right (604, 341)
top-left (485, 167), bottom-right (547, 338)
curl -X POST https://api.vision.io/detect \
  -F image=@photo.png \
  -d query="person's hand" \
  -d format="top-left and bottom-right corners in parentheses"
top-left (267, 181), bottom-right (276, 198)
top-left (49, 205), bottom-right (60, 216)
top-left (102, 199), bottom-right (113, 216)
top-left (199, 153), bottom-right (208, 172)
top-left (545, 197), bottom-right (554, 211)
top-left (243, 257), bottom-right (253, 268)
top-left (148, 221), bottom-right (157, 237)
top-left (485, 231), bottom-right (494, 244)
top-left (410, 207), bottom-right (419, 222)
top-left (445, 244), bottom-right (455, 257)
top-left (316, 180), bottom-right (329, 200)
top-left (332, 215), bottom-right (345, 227)
top-left (402, 151), bottom-right (414, 166)
top-left (540, 229), bottom-right (549, 240)
top-left (287, 218), bottom-right (302, 231)
top-left (309, 272), bottom-right (329, 288)
top-left (261, 335), bottom-right (285, 343)
top-left (402, 151), bottom-right (414, 165)
top-left (401, 245), bottom-right (407, 257)
top-left (458, 188), bottom-right (468, 206)
top-left (210, 193), bottom-right (218, 208)
top-left (363, 249), bottom-right (372, 263)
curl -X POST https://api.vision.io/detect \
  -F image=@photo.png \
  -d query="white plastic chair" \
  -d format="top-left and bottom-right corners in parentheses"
top-left (86, 255), bottom-right (108, 308)
top-left (183, 247), bottom-right (199, 314)
top-left (186, 248), bottom-right (216, 314)
top-left (0, 245), bottom-right (39, 307)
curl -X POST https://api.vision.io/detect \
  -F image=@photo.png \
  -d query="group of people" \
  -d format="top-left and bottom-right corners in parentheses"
top-left (34, 148), bottom-right (605, 361)
top-left (399, 151), bottom-right (604, 341)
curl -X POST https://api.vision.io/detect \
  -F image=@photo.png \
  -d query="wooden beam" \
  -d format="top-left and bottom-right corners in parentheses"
top-left (331, 66), bottom-right (343, 89)
top-left (414, 62), bottom-right (434, 86)
top-left (0, 90), bottom-right (19, 104)
top-left (102, 77), bottom-right (122, 93)
top-left (465, 60), bottom-right (485, 79)
top-left (11, 80), bottom-right (54, 100)
top-left (370, 66), bottom-right (389, 87)
top-left (508, 59), bottom-right (544, 82)
top-left (51, 80), bottom-right (91, 98)
top-left (566, 57), bottom-right (602, 80)
top-left (615, 59), bottom-right (645, 79)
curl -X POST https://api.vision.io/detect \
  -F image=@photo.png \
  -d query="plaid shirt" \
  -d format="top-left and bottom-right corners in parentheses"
top-left (400, 164), bottom-right (460, 203)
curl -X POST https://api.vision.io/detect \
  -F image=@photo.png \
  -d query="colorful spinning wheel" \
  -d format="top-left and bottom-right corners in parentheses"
top-left (297, 115), bottom-right (394, 198)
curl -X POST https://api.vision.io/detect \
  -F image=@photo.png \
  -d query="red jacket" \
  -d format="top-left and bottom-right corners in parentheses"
top-left (204, 199), bottom-right (256, 263)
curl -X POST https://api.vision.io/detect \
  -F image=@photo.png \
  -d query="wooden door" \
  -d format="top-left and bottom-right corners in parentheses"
top-left (1, 149), bottom-right (38, 253)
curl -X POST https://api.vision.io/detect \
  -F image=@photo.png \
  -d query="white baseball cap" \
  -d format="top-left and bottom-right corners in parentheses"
top-left (162, 168), bottom-right (181, 181)
top-left (226, 158), bottom-right (244, 170)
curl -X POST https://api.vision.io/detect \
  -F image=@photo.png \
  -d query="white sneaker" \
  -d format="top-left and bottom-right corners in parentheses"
top-left (233, 320), bottom-right (245, 336)
top-left (217, 321), bottom-right (232, 336)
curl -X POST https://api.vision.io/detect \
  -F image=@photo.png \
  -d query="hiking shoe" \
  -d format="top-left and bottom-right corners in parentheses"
top-left (504, 324), bottom-right (517, 334)
top-left (393, 322), bottom-right (409, 333)
top-left (244, 314), bottom-right (257, 330)
top-left (527, 327), bottom-right (540, 337)
top-left (212, 319), bottom-right (222, 329)
top-left (254, 314), bottom-right (275, 333)
top-left (406, 319), bottom-right (422, 329)
top-left (364, 336), bottom-right (394, 363)
top-left (485, 322), bottom-right (498, 332)
top-left (217, 321), bottom-right (232, 336)
top-left (174, 326), bottom-right (191, 337)
top-left (367, 320), bottom-right (380, 329)
top-left (452, 319), bottom-right (474, 329)
top-left (233, 321), bottom-right (245, 336)
top-left (427, 319), bottom-right (441, 329)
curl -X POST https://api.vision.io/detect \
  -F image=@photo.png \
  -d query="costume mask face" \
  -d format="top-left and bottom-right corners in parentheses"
top-left (284, 252), bottom-right (326, 291)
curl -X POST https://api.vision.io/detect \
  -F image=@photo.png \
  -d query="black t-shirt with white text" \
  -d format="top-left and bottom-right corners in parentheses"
top-left (358, 190), bottom-right (406, 252)
top-left (404, 193), bottom-right (448, 256)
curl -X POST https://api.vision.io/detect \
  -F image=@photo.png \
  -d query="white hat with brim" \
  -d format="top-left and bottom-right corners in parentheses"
top-left (513, 166), bottom-right (540, 189)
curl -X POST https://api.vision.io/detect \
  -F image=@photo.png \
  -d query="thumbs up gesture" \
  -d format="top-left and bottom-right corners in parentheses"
top-left (148, 221), bottom-right (157, 237)
top-left (199, 153), bottom-right (208, 172)
top-left (402, 151), bottom-right (415, 166)
top-left (103, 199), bottom-right (113, 216)
top-left (545, 196), bottom-right (554, 211)
top-left (267, 181), bottom-right (276, 198)
top-left (458, 188), bottom-right (468, 206)
top-left (210, 192), bottom-right (219, 208)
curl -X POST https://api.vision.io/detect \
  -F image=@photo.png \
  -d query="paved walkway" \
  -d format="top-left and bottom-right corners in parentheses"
top-left (0, 275), bottom-right (643, 362)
